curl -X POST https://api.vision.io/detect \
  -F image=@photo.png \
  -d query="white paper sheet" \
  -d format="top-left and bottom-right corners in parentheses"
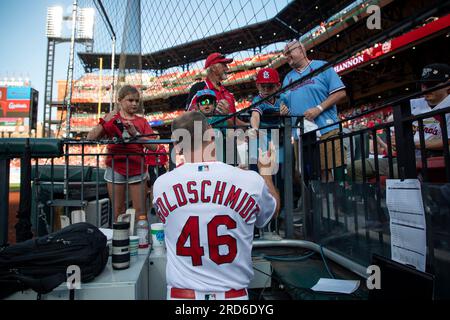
top-left (386, 179), bottom-right (427, 272)
top-left (311, 278), bottom-right (360, 294)
top-left (99, 228), bottom-right (113, 241)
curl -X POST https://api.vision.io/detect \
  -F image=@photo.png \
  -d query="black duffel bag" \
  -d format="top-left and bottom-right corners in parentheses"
top-left (0, 222), bottom-right (109, 299)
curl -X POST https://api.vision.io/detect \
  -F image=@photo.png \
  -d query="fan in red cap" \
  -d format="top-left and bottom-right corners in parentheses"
top-left (204, 53), bottom-right (233, 69)
top-left (256, 68), bottom-right (280, 85)
top-left (186, 52), bottom-right (249, 134)
top-left (250, 67), bottom-right (289, 136)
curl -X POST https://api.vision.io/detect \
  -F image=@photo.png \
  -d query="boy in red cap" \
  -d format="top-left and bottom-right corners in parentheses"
top-left (250, 68), bottom-right (289, 134)
top-left (249, 68), bottom-right (288, 235)
top-left (249, 67), bottom-right (289, 156)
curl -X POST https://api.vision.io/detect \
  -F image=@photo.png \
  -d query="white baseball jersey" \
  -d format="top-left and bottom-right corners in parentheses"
top-left (152, 161), bottom-right (276, 292)
top-left (410, 96), bottom-right (450, 156)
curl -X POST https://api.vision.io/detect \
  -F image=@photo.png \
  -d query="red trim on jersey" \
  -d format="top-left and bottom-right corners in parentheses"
top-left (169, 288), bottom-right (247, 299)
top-left (225, 288), bottom-right (248, 299)
top-left (170, 288), bottom-right (196, 299)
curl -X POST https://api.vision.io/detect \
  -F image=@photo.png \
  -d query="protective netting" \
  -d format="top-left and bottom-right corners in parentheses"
top-left (62, 0), bottom-right (377, 134)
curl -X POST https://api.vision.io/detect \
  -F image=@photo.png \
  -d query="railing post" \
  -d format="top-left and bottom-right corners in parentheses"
top-left (298, 117), bottom-right (310, 239)
top-left (283, 116), bottom-right (294, 238)
top-left (0, 158), bottom-right (10, 247)
top-left (393, 101), bottom-right (417, 179)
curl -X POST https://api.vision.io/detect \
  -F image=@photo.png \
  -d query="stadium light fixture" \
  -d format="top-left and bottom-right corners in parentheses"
top-left (77, 8), bottom-right (95, 40)
top-left (46, 6), bottom-right (64, 38)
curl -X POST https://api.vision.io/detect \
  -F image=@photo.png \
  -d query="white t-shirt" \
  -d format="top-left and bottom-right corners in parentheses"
top-left (410, 95), bottom-right (450, 156)
top-left (152, 161), bottom-right (277, 292)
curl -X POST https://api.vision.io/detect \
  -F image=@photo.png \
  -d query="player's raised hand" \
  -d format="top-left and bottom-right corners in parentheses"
top-left (257, 142), bottom-right (279, 176)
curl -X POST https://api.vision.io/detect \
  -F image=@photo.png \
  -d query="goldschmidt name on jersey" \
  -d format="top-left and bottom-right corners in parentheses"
top-left (155, 180), bottom-right (260, 224)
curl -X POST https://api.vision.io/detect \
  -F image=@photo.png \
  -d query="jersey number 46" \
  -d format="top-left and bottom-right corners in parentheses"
top-left (176, 215), bottom-right (237, 266)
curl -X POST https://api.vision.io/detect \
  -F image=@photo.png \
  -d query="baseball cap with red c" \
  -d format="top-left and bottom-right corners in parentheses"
top-left (205, 53), bottom-right (233, 69)
top-left (256, 68), bottom-right (280, 84)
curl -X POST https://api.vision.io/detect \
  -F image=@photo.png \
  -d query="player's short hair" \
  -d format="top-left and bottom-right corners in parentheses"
top-left (171, 111), bottom-right (210, 149)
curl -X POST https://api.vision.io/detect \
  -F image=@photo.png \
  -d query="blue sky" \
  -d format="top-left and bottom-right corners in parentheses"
top-left (0, 0), bottom-right (73, 122)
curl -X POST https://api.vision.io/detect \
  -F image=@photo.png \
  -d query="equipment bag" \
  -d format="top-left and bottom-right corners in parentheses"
top-left (0, 222), bottom-right (108, 299)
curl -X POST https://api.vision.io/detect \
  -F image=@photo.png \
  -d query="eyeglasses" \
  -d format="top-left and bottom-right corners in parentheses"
top-left (199, 98), bottom-right (215, 106)
top-left (283, 45), bottom-right (301, 56)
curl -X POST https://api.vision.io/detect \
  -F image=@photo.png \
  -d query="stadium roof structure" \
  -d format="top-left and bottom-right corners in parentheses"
top-left (78, 0), bottom-right (354, 71)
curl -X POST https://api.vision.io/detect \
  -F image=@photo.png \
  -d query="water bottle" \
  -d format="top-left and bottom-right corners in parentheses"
top-left (136, 215), bottom-right (149, 249)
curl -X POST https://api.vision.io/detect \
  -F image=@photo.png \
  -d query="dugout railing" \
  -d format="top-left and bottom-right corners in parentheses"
top-left (293, 83), bottom-right (450, 298)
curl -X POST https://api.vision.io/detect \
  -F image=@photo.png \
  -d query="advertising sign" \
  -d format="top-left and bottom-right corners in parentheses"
top-left (0, 101), bottom-right (7, 117)
top-left (0, 117), bottom-right (22, 126)
top-left (0, 87), bottom-right (6, 101)
top-left (334, 14), bottom-right (450, 74)
top-left (6, 86), bottom-right (31, 100)
top-left (5, 100), bottom-right (30, 117)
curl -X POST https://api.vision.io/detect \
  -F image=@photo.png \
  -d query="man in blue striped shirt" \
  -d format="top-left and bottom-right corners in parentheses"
top-left (282, 40), bottom-right (347, 180)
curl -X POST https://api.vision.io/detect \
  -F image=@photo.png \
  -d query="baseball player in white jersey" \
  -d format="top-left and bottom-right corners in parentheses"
top-left (152, 111), bottom-right (280, 300)
top-left (411, 63), bottom-right (450, 157)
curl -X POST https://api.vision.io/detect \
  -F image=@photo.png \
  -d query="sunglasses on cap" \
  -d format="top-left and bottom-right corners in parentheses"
top-left (198, 98), bottom-right (216, 106)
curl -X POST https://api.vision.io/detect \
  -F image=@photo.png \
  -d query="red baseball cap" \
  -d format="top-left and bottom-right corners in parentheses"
top-left (256, 68), bottom-right (280, 84)
top-left (205, 53), bottom-right (233, 69)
